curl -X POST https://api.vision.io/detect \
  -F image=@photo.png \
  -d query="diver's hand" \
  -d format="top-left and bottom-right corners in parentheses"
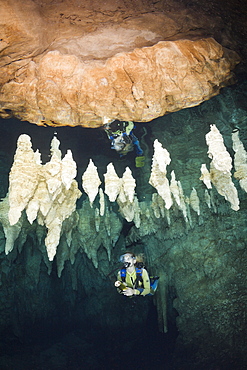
top-left (123, 288), bottom-right (135, 296)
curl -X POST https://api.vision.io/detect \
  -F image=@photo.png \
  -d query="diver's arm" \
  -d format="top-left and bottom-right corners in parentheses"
top-left (115, 271), bottom-right (126, 294)
top-left (137, 269), bottom-right (151, 296)
top-left (131, 133), bottom-right (144, 156)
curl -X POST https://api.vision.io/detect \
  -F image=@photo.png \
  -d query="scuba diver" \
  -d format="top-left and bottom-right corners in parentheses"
top-left (104, 120), bottom-right (145, 167)
top-left (115, 252), bottom-right (159, 297)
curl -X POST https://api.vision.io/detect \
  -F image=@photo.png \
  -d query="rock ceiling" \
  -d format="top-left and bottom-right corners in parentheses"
top-left (0, 0), bottom-right (242, 127)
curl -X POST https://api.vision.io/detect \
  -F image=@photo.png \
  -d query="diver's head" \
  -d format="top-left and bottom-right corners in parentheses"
top-left (119, 252), bottom-right (136, 268)
top-left (118, 142), bottom-right (134, 156)
top-left (114, 142), bottom-right (125, 153)
top-left (110, 120), bottom-right (123, 131)
top-left (112, 136), bottom-right (133, 156)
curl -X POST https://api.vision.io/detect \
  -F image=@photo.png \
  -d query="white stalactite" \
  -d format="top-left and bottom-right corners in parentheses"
top-left (206, 124), bottom-right (232, 173)
top-left (8, 134), bottom-right (41, 225)
top-left (61, 150), bottom-right (77, 190)
top-left (99, 188), bottom-right (105, 216)
top-left (190, 187), bottom-right (200, 216)
top-left (177, 181), bottom-right (188, 222)
top-left (6, 134), bottom-right (81, 261)
top-left (200, 164), bottom-right (212, 189)
top-left (117, 167), bottom-right (138, 223)
top-left (232, 130), bottom-right (247, 193)
top-left (149, 139), bottom-right (173, 209)
top-left (82, 159), bottom-right (101, 206)
top-left (205, 124), bottom-right (239, 211)
top-left (121, 167), bottom-right (136, 204)
top-left (104, 163), bottom-right (122, 202)
top-left (204, 189), bottom-right (211, 208)
top-left (170, 170), bottom-right (181, 206)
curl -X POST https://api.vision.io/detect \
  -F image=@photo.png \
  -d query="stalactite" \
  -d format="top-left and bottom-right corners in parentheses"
top-left (157, 275), bottom-right (168, 333)
top-left (61, 150), bottom-right (77, 190)
top-left (149, 139), bottom-right (173, 209)
top-left (170, 170), bottom-right (181, 206)
top-left (177, 181), bottom-right (188, 222)
top-left (0, 197), bottom-right (23, 255)
top-left (232, 130), bottom-right (247, 193)
top-left (76, 200), bottom-right (122, 268)
top-left (104, 163), bottom-right (122, 202)
top-left (133, 197), bottom-right (141, 228)
top-left (151, 193), bottom-right (161, 218)
top-left (117, 167), bottom-right (137, 223)
top-left (99, 188), bottom-right (105, 216)
top-left (189, 187), bottom-right (200, 216)
top-left (82, 159), bottom-right (101, 206)
top-left (205, 124), bottom-right (239, 211)
top-left (8, 134), bottom-right (41, 226)
top-left (204, 189), bottom-right (211, 208)
top-left (200, 164), bottom-right (212, 189)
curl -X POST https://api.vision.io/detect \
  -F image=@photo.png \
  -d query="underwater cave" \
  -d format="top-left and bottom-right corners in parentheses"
top-left (0, 0), bottom-right (247, 369)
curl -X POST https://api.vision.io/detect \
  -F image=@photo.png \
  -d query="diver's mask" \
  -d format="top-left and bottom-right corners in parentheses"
top-left (119, 253), bottom-right (135, 268)
top-left (112, 134), bottom-right (134, 156)
top-left (118, 142), bottom-right (134, 156)
top-left (112, 135), bottom-right (125, 152)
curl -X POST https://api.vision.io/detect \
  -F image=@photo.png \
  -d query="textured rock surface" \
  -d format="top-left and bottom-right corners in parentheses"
top-left (0, 0), bottom-right (240, 127)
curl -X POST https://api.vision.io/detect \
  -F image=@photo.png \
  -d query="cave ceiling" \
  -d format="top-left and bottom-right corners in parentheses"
top-left (0, 0), bottom-right (245, 127)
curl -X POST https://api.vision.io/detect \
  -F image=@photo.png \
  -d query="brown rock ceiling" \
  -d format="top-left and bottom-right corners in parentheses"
top-left (0, 0), bottom-right (242, 127)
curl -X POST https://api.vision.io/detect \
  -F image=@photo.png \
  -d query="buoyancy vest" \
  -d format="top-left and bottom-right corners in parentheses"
top-left (120, 267), bottom-right (159, 296)
top-left (120, 267), bottom-right (143, 289)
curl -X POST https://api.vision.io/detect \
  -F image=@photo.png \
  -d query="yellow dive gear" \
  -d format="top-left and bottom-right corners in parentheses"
top-left (135, 155), bottom-right (145, 168)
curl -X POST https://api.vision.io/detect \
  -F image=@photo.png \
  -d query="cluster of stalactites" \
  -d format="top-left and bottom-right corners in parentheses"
top-left (200, 124), bottom-right (247, 211)
top-left (80, 139), bottom-right (200, 228)
top-left (5, 134), bottom-right (81, 261)
top-left (1, 125), bottom-right (246, 265)
top-left (82, 160), bottom-right (139, 225)
top-left (81, 128), bottom-right (246, 228)
top-left (148, 139), bottom-right (199, 224)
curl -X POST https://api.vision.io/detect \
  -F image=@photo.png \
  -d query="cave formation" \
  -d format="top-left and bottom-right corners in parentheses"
top-left (0, 0), bottom-right (247, 369)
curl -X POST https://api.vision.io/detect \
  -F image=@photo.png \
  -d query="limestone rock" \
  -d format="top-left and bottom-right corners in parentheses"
top-left (189, 187), bottom-right (200, 216)
top-left (120, 167), bottom-right (136, 204)
top-left (8, 134), bottom-right (41, 225)
top-left (6, 134), bottom-right (81, 261)
top-left (117, 167), bottom-right (138, 223)
top-left (177, 181), bottom-right (188, 222)
top-left (104, 163), bottom-right (122, 202)
top-left (149, 139), bottom-right (173, 209)
top-left (205, 125), bottom-right (239, 211)
top-left (200, 164), bottom-right (212, 189)
top-left (206, 125), bottom-right (232, 173)
top-left (0, 197), bottom-right (23, 255)
top-left (232, 130), bottom-right (247, 193)
top-left (82, 159), bottom-right (101, 206)
top-left (0, 0), bottom-right (240, 127)
top-left (170, 170), bottom-right (181, 206)
top-left (99, 188), bottom-right (105, 217)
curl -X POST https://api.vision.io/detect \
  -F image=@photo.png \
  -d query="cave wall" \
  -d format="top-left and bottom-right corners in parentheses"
top-left (138, 80), bottom-right (247, 368)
